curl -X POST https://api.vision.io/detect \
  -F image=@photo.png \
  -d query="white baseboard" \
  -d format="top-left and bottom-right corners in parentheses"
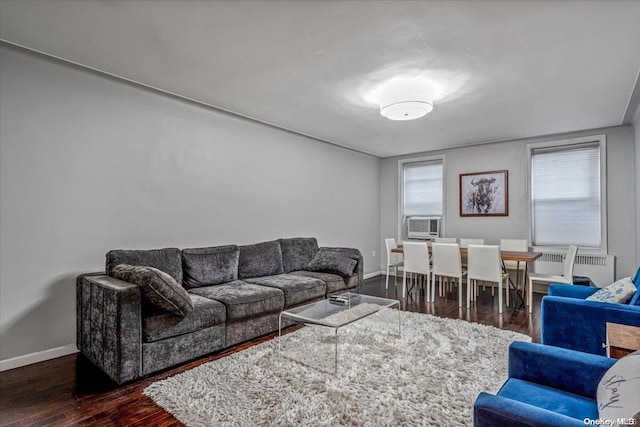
top-left (0, 344), bottom-right (78, 372)
top-left (364, 271), bottom-right (382, 279)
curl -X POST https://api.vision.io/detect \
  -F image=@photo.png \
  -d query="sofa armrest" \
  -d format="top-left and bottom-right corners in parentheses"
top-left (76, 274), bottom-right (142, 384)
top-left (318, 247), bottom-right (363, 286)
top-left (508, 342), bottom-right (614, 399)
top-left (548, 284), bottom-right (598, 299)
top-left (541, 296), bottom-right (640, 355)
top-left (474, 392), bottom-right (585, 427)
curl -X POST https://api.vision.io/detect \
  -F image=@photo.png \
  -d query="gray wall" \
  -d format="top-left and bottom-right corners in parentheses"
top-left (0, 46), bottom-right (381, 361)
top-left (634, 106), bottom-right (640, 267)
top-left (381, 126), bottom-right (637, 278)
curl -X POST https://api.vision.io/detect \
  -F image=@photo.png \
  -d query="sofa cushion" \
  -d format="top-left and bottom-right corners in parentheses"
top-left (189, 281), bottom-right (284, 321)
top-left (244, 274), bottom-right (326, 307)
top-left (498, 378), bottom-right (598, 421)
top-left (182, 245), bottom-right (239, 289)
top-left (290, 270), bottom-right (356, 294)
top-left (279, 237), bottom-right (319, 273)
top-left (111, 264), bottom-right (193, 316)
top-left (238, 240), bottom-right (284, 279)
top-left (631, 269), bottom-right (640, 306)
top-left (107, 247), bottom-right (183, 284)
top-left (142, 294), bottom-right (226, 342)
top-left (586, 277), bottom-right (636, 304)
top-left (306, 251), bottom-right (357, 278)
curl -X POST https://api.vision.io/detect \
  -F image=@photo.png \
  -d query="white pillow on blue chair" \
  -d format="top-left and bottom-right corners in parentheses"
top-left (586, 277), bottom-right (636, 304)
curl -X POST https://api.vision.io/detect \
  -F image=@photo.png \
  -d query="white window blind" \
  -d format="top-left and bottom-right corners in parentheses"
top-left (531, 143), bottom-right (601, 248)
top-left (403, 161), bottom-right (443, 217)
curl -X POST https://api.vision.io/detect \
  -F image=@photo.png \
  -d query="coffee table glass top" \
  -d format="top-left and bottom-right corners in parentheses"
top-left (281, 292), bottom-right (399, 328)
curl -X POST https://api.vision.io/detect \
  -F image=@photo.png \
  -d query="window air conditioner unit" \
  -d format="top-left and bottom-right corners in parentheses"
top-left (407, 217), bottom-right (441, 239)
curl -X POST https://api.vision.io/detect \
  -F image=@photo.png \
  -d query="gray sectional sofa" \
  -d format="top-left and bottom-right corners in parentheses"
top-left (76, 237), bottom-right (363, 384)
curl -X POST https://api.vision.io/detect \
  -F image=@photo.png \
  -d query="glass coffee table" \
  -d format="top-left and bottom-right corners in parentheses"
top-left (278, 292), bottom-right (400, 373)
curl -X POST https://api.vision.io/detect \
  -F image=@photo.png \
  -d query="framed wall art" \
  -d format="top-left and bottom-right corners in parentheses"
top-left (459, 170), bottom-right (508, 217)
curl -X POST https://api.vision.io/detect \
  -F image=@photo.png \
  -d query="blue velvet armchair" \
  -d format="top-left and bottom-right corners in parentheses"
top-left (540, 268), bottom-right (640, 356)
top-left (474, 341), bottom-right (615, 427)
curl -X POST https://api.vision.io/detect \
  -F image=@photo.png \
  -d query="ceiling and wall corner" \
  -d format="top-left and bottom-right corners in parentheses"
top-left (1, 0), bottom-right (639, 157)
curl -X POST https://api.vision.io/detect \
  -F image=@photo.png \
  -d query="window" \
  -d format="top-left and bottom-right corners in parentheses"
top-left (528, 135), bottom-right (606, 250)
top-left (399, 157), bottom-right (444, 238)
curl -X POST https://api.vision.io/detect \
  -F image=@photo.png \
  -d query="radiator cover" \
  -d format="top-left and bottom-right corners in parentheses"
top-left (532, 252), bottom-right (615, 289)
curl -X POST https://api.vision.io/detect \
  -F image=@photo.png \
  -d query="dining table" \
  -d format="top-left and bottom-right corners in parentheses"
top-left (391, 246), bottom-right (542, 309)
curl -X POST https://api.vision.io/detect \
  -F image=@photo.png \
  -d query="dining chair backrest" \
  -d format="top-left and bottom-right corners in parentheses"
top-left (467, 245), bottom-right (502, 283)
top-left (385, 238), bottom-right (399, 265)
top-left (402, 241), bottom-right (430, 275)
top-left (500, 238), bottom-right (528, 270)
top-left (431, 243), bottom-right (462, 277)
top-left (459, 238), bottom-right (485, 249)
top-left (563, 245), bottom-right (579, 280)
top-left (434, 237), bottom-right (457, 243)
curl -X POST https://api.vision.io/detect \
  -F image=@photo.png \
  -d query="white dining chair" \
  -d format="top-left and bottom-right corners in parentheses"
top-left (500, 238), bottom-right (529, 298)
top-left (526, 245), bottom-right (578, 313)
top-left (402, 241), bottom-right (431, 300)
top-left (431, 243), bottom-right (466, 307)
top-left (434, 237), bottom-right (457, 243)
top-left (459, 238), bottom-right (485, 249)
top-left (467, 245), bottom-right (509, 313)
top-left (385, 238), bottom-right (403, 290)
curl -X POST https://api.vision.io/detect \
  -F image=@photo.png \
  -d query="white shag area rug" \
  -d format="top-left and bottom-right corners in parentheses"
top-left (144, 308), bottom-right (530, 427)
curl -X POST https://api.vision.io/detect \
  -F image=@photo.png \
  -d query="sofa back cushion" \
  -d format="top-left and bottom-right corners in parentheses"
top-left (279, 237), bottom-right (319, 273)
top-left (238, 240), bottom-right (284, 279)
top-left (106, 248), bottom-right (182, 283)
top-left (182, 245), bottom-right (239, 288)
top-left (630, 268), bottom-right (640, 306)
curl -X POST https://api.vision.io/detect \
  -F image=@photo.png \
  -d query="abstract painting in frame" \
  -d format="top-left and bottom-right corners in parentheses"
top-left (459, 170), bottom-right (509, 217)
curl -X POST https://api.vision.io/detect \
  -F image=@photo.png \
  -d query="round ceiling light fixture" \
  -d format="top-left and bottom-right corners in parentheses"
top-left (376, 77), bottom-right (436, 121)
top-left (380, 100), bottom-right (433, 121)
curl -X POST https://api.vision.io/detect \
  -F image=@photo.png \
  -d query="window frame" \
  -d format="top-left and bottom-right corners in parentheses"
top-left (397, 155), bottom-right (446, 241)
top-left (526, 135), bottom-right (607, 254)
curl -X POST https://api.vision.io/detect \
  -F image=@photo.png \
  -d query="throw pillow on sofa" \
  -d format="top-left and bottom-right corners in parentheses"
top-left (586, 277), bottom-right (636, 304)
top-left (112, 264), bottom-right (193, 317)
top-left (596, 350), bottom-right (640, 424)
top-left (306, 252), bottom-right (357, 278)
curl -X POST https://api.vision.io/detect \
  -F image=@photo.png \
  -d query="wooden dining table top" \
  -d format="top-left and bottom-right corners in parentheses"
top-left (391, 246), bottom-right (541, 263)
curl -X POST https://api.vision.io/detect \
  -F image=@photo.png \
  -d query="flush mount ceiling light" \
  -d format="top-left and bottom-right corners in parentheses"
top-left (376, 77), bottom-right (436, 121)
top-left (380, 100), bottom-right (433, 121)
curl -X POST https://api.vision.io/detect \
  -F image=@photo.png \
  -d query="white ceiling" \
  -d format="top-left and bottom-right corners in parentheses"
top-left (1, 0), bottom-right (639, 157)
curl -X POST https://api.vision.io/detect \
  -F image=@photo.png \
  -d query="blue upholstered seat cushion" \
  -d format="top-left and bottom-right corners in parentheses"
top-left (498, 378), bottom-right (599, 421)
top-left (586, 277), bottom-right (636, 304)
top-left (182, 245), bottom-right (240, 288)
top-left (188, 281), bottom-right (284, 321)
top-left (243, 274), bottom-right (326, 307)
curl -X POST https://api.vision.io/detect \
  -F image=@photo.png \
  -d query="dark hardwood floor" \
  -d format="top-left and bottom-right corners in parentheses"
top-left (0, 275), bottom-right (543, 427)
